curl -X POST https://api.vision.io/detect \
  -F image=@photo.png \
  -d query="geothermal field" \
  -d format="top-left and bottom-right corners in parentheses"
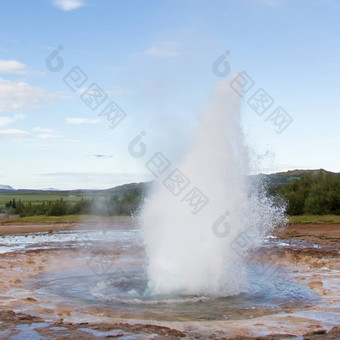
top-left (1, 2), bottom-right (340, 339)
top-left (0, 83), bottom-right (339, 339)
top-left (0, 213), bottom-right (339, 339)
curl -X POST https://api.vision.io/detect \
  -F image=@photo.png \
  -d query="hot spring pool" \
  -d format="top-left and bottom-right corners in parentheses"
top-left (21, 228), bottom-right (318, 321)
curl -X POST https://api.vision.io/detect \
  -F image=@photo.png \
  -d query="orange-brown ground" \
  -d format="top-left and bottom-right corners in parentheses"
top-left (0, 221), bottom-right (339, 238)
top-left (0, 223), bottom-right (77, 235)
top-left (0, 223), bottom-right (338, 339)
top-left (279, 223), bottom-right (340, 239)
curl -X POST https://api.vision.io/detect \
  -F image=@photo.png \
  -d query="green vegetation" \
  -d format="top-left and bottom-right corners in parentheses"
top-left (271, 171), bottom-right (340, 215)
top-left (0, 191), bottom-right (93, 206)
top-left (0, 182), bottom-right (151, 206)
top-left (1, 172), bottom-right (340, 223)
top-left (288, 215), bottom-right (340, 224)
top-left (0, 215), bottom-right (131, 224)
top-left (264, 169), bottom-right (337, 186)
top-left (1, 190), bottom-right (144, 218)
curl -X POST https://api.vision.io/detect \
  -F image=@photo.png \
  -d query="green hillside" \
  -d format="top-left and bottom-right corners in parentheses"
top-left (264, 169), bottom-right (338, 186)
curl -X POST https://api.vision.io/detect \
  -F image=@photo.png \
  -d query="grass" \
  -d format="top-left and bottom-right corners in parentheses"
top-left (0, 192), bottom-right (80, 205)
top-left (289, 215), bottom-right (340, 224)
top-left (0, 191), bottom-right (114, 206)
top-left (3, 214), bottom-right (339, 225)
top-left (0, 215), bottom-right (132, 224)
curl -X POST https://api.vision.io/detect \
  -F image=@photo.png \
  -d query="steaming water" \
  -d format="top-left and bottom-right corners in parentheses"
top-left (4, 80), bottom-right (297, 322)
top-left (31, 227), bottom-right (315, 321)
top-left (2, 224), bottom-right (313, 321)
top-left (0, 225), bottom-right (135, 254)
top-left (142, 81), bottom-right (286, 296)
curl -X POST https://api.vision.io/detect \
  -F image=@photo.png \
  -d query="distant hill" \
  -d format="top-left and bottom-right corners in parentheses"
top-left (0, 185), bottom-right (15, 191)
top-left (103, 170), bottom-right (339, 194)
top-left (105, 181), bottom-right (153, 197)
top-left (263, 169), bottom-right (338, 186)
top-left (1, 170), bottom-right (338, 195)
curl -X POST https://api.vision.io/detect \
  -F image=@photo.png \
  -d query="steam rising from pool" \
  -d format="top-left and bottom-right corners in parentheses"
top-left (141, 80), bottom-right (286, 297)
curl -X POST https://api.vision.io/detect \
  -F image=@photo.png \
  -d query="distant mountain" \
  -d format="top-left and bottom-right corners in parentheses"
top-left (263, 169), bottom-right (338, 186)
top-left (0, 185), bottom-right (15, 191)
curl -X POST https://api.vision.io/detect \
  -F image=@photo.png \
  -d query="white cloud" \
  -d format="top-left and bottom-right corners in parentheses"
top-left (77, 85), bottom-right (131, 97)
top-left (0, 60), bottom-right (27, 74)
top-left (0, 129), bottom-right (31, 139)
top-left (37, 133), bottom-right (60, 139)
top-left (34, 127), bottom-right (55, 133)
top-left (144, 42), bottom-right (184, 58)
top-left (0, 123), bottom-right (60, 140)
top-left (0, 114), bottom-right (25, 127)
top-left (65, 118), bottom-right (100, 124)
top-left (33, 127), bottom-right (60, 139)
top-left (52, 0), bottom-right (85, 11)
top-left (0, 78), bottom-right (54, 113)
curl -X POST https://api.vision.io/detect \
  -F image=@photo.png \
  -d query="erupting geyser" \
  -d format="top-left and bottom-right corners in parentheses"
top-left (141, 79), bottom-right (286, 297)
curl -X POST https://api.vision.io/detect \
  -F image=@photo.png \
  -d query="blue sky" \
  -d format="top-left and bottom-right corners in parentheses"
top-left (0, 0), bottom-right (339, 189)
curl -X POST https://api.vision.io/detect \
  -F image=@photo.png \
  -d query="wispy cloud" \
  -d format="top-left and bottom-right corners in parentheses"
top-left (144, 42), bottom-right (184, 58)
top-left (0, 60), bottom-right (28, 74)
top-left (34, 127), bottom-right (55, 133)
top-left (65, 117), bottom-right (100, 124)
top-left (0, 78), bottom-right (54, 113)
top-left (37, 133), bottom-right (60, 139)
top-left (52, 0), bottom-right (85, 11)
top-left (78, 85), bottom-right (131, 97)
top-left (33, 127), bottom-right (60, 139)
top-left (0, 114), bottom-right (25, 127)
top-left (0, 129), bottom-right (31, 139)
top-left (93, 154), bottom-right (114, 159)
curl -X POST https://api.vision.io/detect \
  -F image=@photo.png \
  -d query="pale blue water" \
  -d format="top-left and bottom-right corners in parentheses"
top-left (0, 227), bottom-right (319, 321)
top-left (0, 228), bottom-right (139, 254)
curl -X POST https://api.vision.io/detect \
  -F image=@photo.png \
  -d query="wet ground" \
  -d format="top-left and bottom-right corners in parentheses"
top-left (0, 222), bottom-right (339, 339)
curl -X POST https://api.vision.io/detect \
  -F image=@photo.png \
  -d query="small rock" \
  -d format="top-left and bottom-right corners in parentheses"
top-left (328, 326), bottom-right (340, 335)
top-left (304, 328), bottom-right (327, 336)
top-left (26, 297), bottom-right (37, 302)
top-left (314, 328), bottom-right (327, 334)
